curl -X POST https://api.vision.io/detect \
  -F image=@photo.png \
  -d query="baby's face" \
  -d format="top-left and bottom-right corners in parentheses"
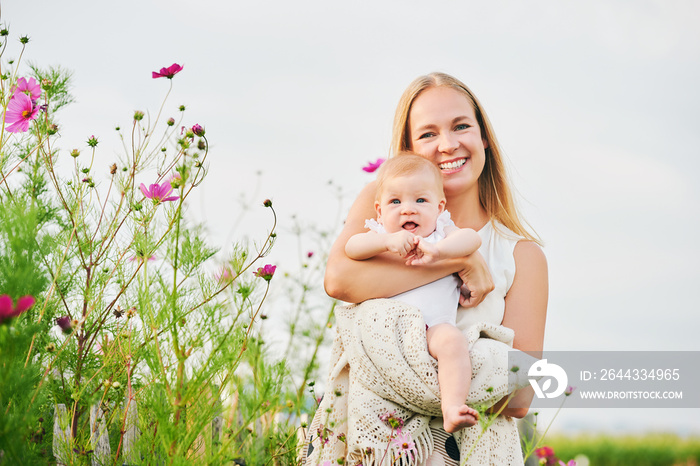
top-left (375, 171), bottom-right (445, 237)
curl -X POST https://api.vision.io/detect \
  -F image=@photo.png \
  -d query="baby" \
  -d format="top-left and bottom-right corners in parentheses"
top-left (345, 153), bottom-right (482, 432)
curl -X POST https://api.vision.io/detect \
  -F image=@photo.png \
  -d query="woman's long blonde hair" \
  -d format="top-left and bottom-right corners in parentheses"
top-left (390, 72), bottom-right (541, 244)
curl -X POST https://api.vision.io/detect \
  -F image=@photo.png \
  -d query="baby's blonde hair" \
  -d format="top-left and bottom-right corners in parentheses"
top-left (374, 152), bottom-right (445, 202)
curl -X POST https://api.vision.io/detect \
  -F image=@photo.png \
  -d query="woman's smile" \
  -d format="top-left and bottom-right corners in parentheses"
top-left (438, 157), bottom-right (468, 173)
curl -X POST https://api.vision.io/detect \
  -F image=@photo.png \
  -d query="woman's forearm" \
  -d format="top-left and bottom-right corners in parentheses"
top-left (325, 246), bottom-right (463, 303)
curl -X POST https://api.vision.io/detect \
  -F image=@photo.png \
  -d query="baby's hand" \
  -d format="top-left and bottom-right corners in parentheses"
top-left (406, 238), bottom-right (440, 265)
top-left (386, 231), bottom-right (417, 258)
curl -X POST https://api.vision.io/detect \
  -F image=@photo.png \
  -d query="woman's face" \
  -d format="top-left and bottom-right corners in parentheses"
top-left (408, 86), bottom-right (487, 199)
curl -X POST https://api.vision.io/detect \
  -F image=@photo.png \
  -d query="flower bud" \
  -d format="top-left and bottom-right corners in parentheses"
top-left (179, 105), bottom-right (186, 112)
top-left (56, 316), bottom-right (73, 334)
top-left (19, 36), bottom-right (30, 44)
top-left (86, 135), bottom-right (99, 148)
top-left (110, 163), bottom-right (117, 175)
top-left (47, 124), bottom-right (58, 135)
top-left (263, 199), bottom-right (272, 208)
top-left (70, 149), bottom-right (80, 158)
top-left (167, 117), bottom-right (175, 126)
top-left (133, 111), bottom-right (144, 121)
top-left (197, 140), bottom-right (206, 151)
top-left (191, 124), bottom-right (205, 137)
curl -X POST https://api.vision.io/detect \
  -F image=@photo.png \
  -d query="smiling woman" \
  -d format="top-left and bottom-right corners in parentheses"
top-left (309, 72), bottom-right (548, 465)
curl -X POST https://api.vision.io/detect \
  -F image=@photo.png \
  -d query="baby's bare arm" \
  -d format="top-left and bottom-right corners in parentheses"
top-left (346, 230), bottom-right (416, 260)
top-left (408, 228), bottom-right (481, 265)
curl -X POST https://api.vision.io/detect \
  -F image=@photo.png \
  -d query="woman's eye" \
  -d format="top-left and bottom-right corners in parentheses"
top-left (418, 132), bottom-right (435, 140)
top-left (455, 124), bottom-right (470, 131)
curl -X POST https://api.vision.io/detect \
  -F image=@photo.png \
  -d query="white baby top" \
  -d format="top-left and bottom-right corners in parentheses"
top-left (365, 210), bottom-right (461, 327)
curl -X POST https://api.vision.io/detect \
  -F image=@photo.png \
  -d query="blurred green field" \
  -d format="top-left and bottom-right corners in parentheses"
top-left (544, 433), bottom-right (700, 466)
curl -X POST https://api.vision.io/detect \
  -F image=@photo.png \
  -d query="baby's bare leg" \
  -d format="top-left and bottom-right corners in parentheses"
top-left (427, 323), bottom-right (479, 433)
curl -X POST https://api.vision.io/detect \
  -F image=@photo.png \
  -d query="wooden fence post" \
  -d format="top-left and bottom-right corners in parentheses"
top-left (121, 390), bottom-right (140, 465)
top-left (52, 404), bottom-right (71, 466)
top-left (89, 404), bottom-right (111, 465)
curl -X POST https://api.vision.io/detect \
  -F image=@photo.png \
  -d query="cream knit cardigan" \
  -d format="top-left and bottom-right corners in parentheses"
top-left (303, 298), bottom-right (530, 466)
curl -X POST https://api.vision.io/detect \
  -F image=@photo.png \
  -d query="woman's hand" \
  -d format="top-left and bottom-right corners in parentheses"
top-left (456, 251), bottom-right (494, 308)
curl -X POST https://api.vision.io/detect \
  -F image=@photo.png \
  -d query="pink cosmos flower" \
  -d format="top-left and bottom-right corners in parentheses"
top-left (5, 93), bottom-right (39, 133)
top-left (140, 181), bottom-right (179, 204)
top-left (191, 124), bottom-right (205, 137)
top-left (216, 267), bottom-right (235, 283)
top-left (391, 429), bottom-right (416, 458)
top-left (56, 316), bottom-right (73, 334)
top-left (152, 63), bottom-right (183, 79)
top-left (0, 294), bottom-right (35, 323)
top-left (129, 254), bottom-right (156, 263)
top-left (253, 264), bottom-right (276, 282)
top-left (565, 385), bottom-right (576, 396)
top-left (536, 446), bottom-right (555, 459)
top-left (362, 158), bottom-right (385, 173)
top-left (12, 77), bottom-right (41, 102)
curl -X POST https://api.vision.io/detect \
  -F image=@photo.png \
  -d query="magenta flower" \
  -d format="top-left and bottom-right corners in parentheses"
top-left (5, 93), bottom-right (39, 133)
top-left (216, 267), bottom-right (234, 283)
top-left (565, 385), bottom-right (576, 396)
top-left (129, 254), bottom-right (156, 263)
top-left (0, 295), bottom-right (35, 323)
top-left (56, 315), bottom-right (73, 334)
top-left (12, 77), bottom-right (41, 102)
top-left (362, 158), bottom-right (385, 173)
top-left (152, 63), bottom-right (183, 79)
top-left (191, 124), bottom-right (205, 137)
top-left (391, 429), bottom-right (416, 458)
top-left (536, 446), bottom-right (555, 459)
top-left (253, 264), bottom-right (276, 282)
top-left (140, 181), bottom-right (179, 204)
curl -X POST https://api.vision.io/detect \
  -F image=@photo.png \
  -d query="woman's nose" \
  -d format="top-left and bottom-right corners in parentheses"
top-left (438, 133), bottom-right (459, 154)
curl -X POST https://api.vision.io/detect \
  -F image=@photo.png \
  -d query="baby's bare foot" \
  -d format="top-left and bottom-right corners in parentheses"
top-left (443, 404), bottom-right (479, 433)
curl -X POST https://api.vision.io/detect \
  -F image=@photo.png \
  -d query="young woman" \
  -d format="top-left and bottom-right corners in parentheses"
top-left (323, 72), bottom-right (548, 465)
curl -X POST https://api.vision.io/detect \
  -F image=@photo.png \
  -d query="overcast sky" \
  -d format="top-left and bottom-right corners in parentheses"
top-left (4, 0), bottom-right (700, 436)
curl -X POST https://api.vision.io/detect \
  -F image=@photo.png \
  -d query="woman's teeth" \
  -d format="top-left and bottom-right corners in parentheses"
top-left (439, 159), bottom-right (467, 170)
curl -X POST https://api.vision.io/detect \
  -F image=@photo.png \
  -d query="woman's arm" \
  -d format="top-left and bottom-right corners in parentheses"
top-left (324, 182), bottom-right (493, 304)
top-left (494, 240), bottom-right (549, 418)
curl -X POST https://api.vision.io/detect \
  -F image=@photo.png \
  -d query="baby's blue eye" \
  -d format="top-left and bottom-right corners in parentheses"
top-left (417, 198), bottom-right (426, 203)
top-left (391, 199), bottom-right (400, 204)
